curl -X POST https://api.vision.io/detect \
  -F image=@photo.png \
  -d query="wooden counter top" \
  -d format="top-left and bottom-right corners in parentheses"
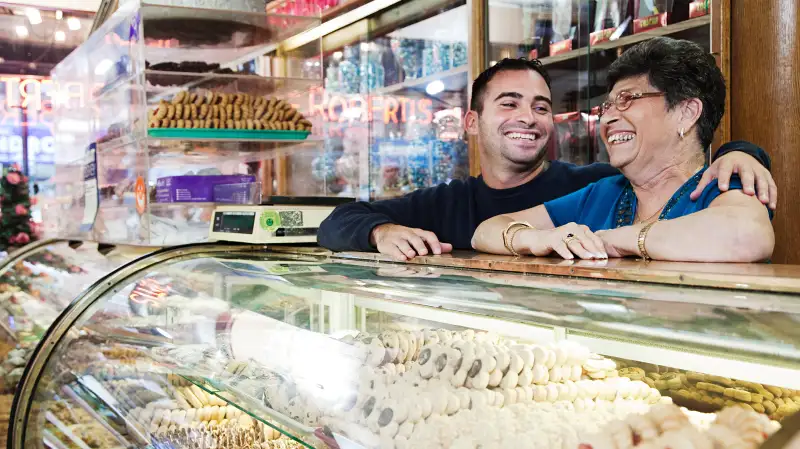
top-left (330, 250), bottom-right (800, 294)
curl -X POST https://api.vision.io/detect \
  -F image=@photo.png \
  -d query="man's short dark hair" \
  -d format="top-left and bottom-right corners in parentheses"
top-left (607, 37), bottom-right (725, 149)
top-left (470, 58), bottom-right (552, 114)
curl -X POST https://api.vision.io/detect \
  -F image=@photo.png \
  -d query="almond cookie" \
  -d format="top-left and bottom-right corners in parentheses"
top-left (233, 106), bottom-right (242, 121)
top-left (172, 91), bottom-right (187, 104)
top-left (213, 119), bottom-right (220, 129)
top-left (686, 372), bottom-right (706, 383)
top-left (200, 104), bottom-right (209, 119)
top-left (176, 119), bottom-right (185, 128)
top-left (246, 119), bottom-right (254, 130)
top-left (219, 94), bottom-right (230, 106)
top-left (287, 122), bottom-right (296, 131)
top-left (160, 119), bottom-right (170, 128)
top-left (724, 387), bottom-right (752, 402)
top-left (255, 106), bottom-right (266, 120)
top-left (225, 104), bottom-right (233, 118)
top-left (148, 120), bottom-right (160, 128)
top-left (706, 375), bottom-right (734, 387)
top-left (697, 382), bottom-right (726, 395)
top-left (226, 119), bottom-right (234, 129)
top-left (284, 109), bottom-right (297, 121)
top-left (182, 104), bottom-right (191, 119)
top-left (193, 93), bottom-right (204, 106)
top-left (204, 91), bottom-right (215, 105)
top-left (264, 108), bottom-right (276, 121)
top-left (205, 119), bottom-right (212, 128)
top-left (188, 93), bottom-right (197, 104)
top-left (299, 118), bottom-right (312, 128)
top-left (274, 99), bottom-right (285, 110)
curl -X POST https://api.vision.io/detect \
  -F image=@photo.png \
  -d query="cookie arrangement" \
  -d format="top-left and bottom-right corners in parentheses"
top-left (148, 90), bottom-right (313, 132)
top-left (580, 403), bottom-right (778, 449)
top-left (46, 329), bottom-right (793, 449)
top-left (617, 363), bottom-right (800, 422)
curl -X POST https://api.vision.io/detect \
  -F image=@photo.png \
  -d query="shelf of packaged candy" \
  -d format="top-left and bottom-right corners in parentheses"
top-left (0, 240), bottom-right (158, 393)
top-left (489, 0), bottom-right (711, 65)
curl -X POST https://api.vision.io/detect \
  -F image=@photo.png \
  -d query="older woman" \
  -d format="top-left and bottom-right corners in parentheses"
top-left (471, 37), bottom-right (774, 262)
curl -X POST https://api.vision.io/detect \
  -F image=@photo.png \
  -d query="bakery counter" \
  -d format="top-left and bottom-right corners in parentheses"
top-left (0, 239), bottom-right (158, 392)
top-left (8, 244), bottom-right (800, 449)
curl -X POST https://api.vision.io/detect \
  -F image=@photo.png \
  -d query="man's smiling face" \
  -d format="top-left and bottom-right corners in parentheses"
top-left (467, 69), bottom-right (554, 169)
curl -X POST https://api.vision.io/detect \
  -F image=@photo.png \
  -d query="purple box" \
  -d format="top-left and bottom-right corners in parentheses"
top-left (155, 175), bottom-right (256, 203)
top-left (213, 182), bottom-right (261, 204)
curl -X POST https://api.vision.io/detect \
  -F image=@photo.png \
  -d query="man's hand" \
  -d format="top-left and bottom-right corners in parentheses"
top-left (370, 224), bottom-right (453, 261)
top-left (692, 152), bottom-right (777, 210)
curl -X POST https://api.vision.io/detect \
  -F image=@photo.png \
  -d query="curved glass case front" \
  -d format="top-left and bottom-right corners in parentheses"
top-left (11, 246), bottom-right (800, 449)
top-left (0, 240), bottom-right (158, 393)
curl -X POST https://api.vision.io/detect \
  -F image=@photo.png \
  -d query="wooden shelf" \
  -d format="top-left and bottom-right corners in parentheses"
top-left (540, 15), bottom-right (712, 66)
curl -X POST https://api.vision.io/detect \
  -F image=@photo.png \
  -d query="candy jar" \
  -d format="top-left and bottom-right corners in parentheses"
top-left (325, 58), bottom-right (340, 93)
top-left (453, 41), bottom-right (468, 67)
top-left (338, 45), bottom-right (361, 94)
top-left (396, 39), bottom-right (422, 80)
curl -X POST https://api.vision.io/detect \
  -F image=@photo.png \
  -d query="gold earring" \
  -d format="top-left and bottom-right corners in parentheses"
top-left (679, 127), bottom-right (685, 139)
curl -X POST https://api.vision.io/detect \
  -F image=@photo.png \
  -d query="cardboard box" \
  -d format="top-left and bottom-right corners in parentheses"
top-left (155, 175), bottom-right (256, 203)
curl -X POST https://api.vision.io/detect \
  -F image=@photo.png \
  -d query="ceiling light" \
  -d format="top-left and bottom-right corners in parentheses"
top-left (25, 8), bottom-right (42, 25)
top-left (332, 51), bottom-right (343, 60)
top-left (55, 31), bottom-right (66, 42)
top-left (56, 10), bottom-right (63, 20)
top-left (426, 80), bottom-right (445, 96)
top-left (0, 58), bottom-right (5, 64)
top-left (15, 26), bottom-right (29, 38)
top-left (67, 17), bottom-right (81, 31)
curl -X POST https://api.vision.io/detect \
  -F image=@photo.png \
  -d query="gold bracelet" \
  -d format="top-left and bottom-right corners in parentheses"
top-left (502, 221), bottom-right (534, 256)
top-left (637, 222), bottom-right (656, 260)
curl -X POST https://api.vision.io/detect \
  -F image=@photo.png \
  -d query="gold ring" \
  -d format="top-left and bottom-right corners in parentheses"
top-left (563, 236), bottom-right (578, 245)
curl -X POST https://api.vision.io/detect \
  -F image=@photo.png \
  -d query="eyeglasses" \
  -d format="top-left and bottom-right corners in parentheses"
top-left (599, 91), bottom-right (666, 117)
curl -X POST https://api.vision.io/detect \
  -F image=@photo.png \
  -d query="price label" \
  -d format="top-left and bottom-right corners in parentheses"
top-left (80, 143), bottom-right (98, 232)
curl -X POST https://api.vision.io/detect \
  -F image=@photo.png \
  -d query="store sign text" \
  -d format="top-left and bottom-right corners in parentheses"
top-left (1, 76), bottom-right (90, 131)
top-left (309, 90), bottom-right (434, 125)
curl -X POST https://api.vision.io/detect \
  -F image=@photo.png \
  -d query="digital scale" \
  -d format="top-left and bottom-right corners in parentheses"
top-left (208, 196), bottom-right (354, 244)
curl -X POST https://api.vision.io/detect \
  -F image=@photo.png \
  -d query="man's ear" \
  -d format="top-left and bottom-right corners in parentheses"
top-left (465, 109), bottom-right (480, 136)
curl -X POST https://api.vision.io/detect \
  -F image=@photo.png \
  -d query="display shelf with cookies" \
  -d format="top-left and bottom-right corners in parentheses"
top-left (47, 0), bottom-right (332, 246)
top-left (7, 245), bottom-right (800, 449)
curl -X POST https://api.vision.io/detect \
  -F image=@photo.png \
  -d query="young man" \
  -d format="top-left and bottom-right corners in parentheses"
top-left (318, 59), bottom-right (776, 261)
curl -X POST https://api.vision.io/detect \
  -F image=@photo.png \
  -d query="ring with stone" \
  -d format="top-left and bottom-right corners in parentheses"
top-left (563, 233), bottom-right (578, 244)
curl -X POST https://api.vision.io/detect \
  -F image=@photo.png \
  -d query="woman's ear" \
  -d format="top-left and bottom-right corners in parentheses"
top-left (681, 97), bottom-right (704, 131)
top-left (465, 109), bottom-right (480, 136)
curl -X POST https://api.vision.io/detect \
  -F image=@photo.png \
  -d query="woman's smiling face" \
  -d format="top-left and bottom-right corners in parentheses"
top-left (600, 75), bottom-right (682, 170)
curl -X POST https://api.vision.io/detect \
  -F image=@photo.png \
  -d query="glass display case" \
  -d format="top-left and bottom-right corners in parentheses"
top-left (0, 239), bottom-right (158, 392)
top-left (488, 0), bottom-right (712, 164)
top-left (10, 246), bottom-right (800, 449)
top-left (44, 0), bottom-right (324, 246)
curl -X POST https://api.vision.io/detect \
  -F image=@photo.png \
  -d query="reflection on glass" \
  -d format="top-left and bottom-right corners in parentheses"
top-left (314, 2), bottom-right (469, 200)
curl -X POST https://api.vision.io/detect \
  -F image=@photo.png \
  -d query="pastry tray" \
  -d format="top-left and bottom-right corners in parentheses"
top-left (148, 129), bottom-right (311, 141)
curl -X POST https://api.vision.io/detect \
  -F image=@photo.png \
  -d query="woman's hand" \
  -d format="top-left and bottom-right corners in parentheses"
top-left (517, 223), bottom-right (608, 260)
top-left (595, 226), bottom-right (642, 258)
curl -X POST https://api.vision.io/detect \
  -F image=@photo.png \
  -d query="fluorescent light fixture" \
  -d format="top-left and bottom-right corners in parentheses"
top-left (333, 51), bottom-right (343, 60)
top-left (67, 17), bottom-right (81, 31)
top-left (56, 10), bottom-right (63, 20)
top-left (55, 30), bottom-right (66, 42)
top-left (26, 8), bottom-right (42, 25)
top-left (426, 80), bottom-right (445, 96)
top-left (94, 59), bottom-right (113, 75)
top-left (282, 0), bottom-right (403, 51)
top-left (15, 25), bottom-right (29, 38)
